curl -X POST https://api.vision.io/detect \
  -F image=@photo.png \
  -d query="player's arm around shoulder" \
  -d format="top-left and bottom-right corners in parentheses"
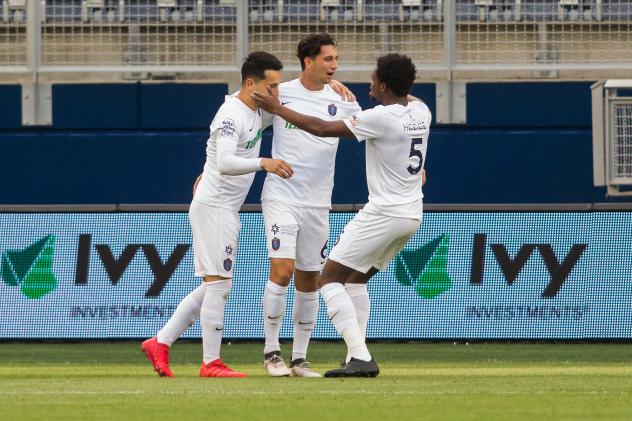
top-left (252, 91), bottom-right (354, 139)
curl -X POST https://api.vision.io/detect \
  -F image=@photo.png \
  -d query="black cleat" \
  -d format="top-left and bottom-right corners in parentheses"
top-left (324, 357), bottom-right (379, 378)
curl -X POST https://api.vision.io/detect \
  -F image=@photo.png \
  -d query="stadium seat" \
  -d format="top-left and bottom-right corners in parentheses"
top-left (249, 0), bottom-right (282, 23)
top-left (319, 0), bottom-right (358, 22)
top-left (400, 0), bottom-right (442, 22)
top-left (465, 1), bottom-right (521, 22)
top-left (555, 0), bottom-right (599, 21)
top-left (2, 0), bottom-right (26, 23)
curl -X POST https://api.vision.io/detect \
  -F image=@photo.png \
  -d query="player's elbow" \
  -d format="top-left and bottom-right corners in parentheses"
top-left (217, 158), bottom-right (237, 176)
top-left (308, 124), bottom-right (327, 137)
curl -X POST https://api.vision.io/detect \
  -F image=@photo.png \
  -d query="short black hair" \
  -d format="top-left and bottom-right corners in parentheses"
top-left (241, 51), bottom-right (283, 82)
top-left (375, 54), bottom-right (416, 97)
top-left (296, 33), bottom-right (337, 70)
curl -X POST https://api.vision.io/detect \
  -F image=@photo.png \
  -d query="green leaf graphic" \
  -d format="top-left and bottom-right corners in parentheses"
top-left (6, 236), bottom-right (49, 280)
top-left (21, 237), bottom-right (56, 299)
top-left (415, 235), bottom-right (451, 299)
top-left (1, 255), bottom-right (19, 286)
top-left (395, 235), bottom-right (443, 286)
top-left (1, 235), bottom-right (57, 299)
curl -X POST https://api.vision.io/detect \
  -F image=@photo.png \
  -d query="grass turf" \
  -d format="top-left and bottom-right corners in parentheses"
top-left (1, 342), bottom-right (631, 420)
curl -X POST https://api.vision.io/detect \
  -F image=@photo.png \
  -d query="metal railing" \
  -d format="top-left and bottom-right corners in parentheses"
top-left (591, 79), bottom-right (632, 195)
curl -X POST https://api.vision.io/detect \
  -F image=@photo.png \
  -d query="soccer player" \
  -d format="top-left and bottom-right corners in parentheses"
top-left (253, 53), bottom-right (430, 378)
top-left (141, 51), bottom-right (292, 378)
top-left (259, 33), bottom-right (362, 377)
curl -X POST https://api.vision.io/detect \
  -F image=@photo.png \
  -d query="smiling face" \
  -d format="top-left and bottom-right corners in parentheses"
top-left (304, 44), bottom-right (338, 85)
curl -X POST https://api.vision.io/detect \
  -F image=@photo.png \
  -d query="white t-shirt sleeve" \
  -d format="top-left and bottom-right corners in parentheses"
top-left (342, 106), bottom-right (384, 142)
top-left (216, 114), bottom-right (262, 175)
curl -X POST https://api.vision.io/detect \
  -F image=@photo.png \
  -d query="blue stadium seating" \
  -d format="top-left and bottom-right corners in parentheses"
top-left (39, 1), bottom-right (632, 24)
top-left (364, 0), bottom-right (400, 21)
top-left (456, 1), bottom-right (479, 21)
top-left (602, 0), bottom-right (632, 21)
top-left (45, 0), bottom-right (82, 22)
top-left (280, 1), bottom-right (318, 23)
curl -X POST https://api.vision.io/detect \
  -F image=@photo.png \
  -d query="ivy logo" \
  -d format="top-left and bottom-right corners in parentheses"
top-left (1, 235), bottom-right (57, 299)
top-left (395, 234), bottom-right (451, 299)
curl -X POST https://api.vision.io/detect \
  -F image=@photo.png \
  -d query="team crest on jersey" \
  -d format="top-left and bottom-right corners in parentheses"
top-left (328, 104), bottom-right (337, 116)
top-left (272, 237), bottom-right (281, 251)
top-left (223, 258), bottom-right (233, 271)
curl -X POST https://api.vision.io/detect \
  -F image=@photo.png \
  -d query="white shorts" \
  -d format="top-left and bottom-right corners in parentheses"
top-left (188, 200), bottom-right (240, 278)
top-left (329, 206), bottom-right (422, 273)
top-left (262, 200), bottom-right (329, 272)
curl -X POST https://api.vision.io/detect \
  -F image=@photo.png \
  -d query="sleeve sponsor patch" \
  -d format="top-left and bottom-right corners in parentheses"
top-left (220, 118), bottom-right (237, 137)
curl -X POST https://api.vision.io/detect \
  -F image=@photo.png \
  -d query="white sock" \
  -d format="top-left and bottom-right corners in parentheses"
top-left (200, 279), bottom-right (231, 364)
top-left (320, 283), bottom-right (371, 362)
top-left (345, 283), bottom-right (370, 363)
top-left (157, 283), bottom-right (205, 346)
top-left (263, 280), bottom-right (288, 355)
top-left (291, 290), bottom-right (318, 362)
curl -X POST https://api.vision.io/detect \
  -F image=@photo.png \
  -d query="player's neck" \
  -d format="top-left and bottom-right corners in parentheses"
top-left (299, 73), bottom-right (325, 91)
top-left (237, 90), bottom-right (257, 111)
top-left (382, 94), bottom-right (408, 107)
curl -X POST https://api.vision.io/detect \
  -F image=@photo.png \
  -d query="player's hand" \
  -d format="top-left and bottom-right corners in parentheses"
top-left (422, 169), bottom-right (427, 186)
top-left (261, 158), bottom-right (294, 179)
top-left (330, 80), bottom-right (356, 102)
top-left (193, 174), bottom-right (202, 196)
top-left (252, 91), bottom-right (281, 114)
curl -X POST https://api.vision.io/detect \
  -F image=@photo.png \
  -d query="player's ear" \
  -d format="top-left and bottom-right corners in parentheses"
top-left (304, 57), bottom-right (313, 70)
top-left (244, 78), bottom-right (255, 90)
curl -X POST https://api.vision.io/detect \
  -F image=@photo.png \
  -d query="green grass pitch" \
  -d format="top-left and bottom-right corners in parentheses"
top-left (1, 342), bottom-right (631, 420)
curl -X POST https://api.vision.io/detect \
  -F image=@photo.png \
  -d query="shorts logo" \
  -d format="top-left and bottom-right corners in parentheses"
top-left (328, 104), bottom-right (337, 116)
top-left (271, 223), bottom-right (280, 235)
top-left (272, 237), bottom-right (281, 251)
top-left (223, 258), bottom-right (233, 272)
top-left (224, 245), bottom-right (233, 256)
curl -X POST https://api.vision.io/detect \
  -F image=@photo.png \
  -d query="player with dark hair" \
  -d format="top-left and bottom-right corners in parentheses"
top-left (254, 53), bottom-right (430, 378)
top-left (141, 51), bottom-right (293, 378)
top-left (259, 33), bottom-right (362, 377)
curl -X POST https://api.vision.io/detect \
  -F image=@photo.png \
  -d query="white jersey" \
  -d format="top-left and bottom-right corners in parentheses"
top-left (343, 101), bottom-right (431, 219)
top-left (194, 95), bottom-right (263, 211)
top-left (261, 79), bottom-right (362, 208)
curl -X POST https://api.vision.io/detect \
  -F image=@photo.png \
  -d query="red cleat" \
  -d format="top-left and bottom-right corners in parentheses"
top-left (141, 337), bottom-right (174, 378)
top-left (199, 359), bottom-right (247, 378)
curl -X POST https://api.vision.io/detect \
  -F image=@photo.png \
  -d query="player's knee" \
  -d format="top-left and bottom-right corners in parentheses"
top-left (269, 261), bottom-right (295, 285)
